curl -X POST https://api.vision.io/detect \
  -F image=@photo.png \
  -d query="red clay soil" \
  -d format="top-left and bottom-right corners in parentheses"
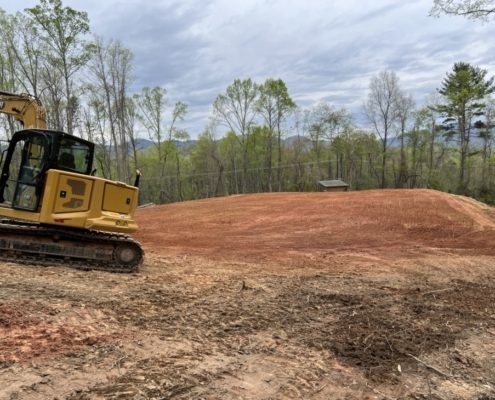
top-left (1, 188), bottom-right (495, 399)
top-left (0, 301), bottom-right (117, 363)
top-left (134, 189), bottom-right (495, 261)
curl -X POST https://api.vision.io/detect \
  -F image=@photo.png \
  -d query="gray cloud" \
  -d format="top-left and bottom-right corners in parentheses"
top-left (2, 0), bottom-right (495, 137)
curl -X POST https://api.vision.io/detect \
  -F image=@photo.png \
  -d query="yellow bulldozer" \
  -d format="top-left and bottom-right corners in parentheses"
top-left (0, 90), bottom-right (143, 272)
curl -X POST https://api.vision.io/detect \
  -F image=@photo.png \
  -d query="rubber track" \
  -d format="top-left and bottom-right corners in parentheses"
top-left (0, 220), bottom-right (144, 273)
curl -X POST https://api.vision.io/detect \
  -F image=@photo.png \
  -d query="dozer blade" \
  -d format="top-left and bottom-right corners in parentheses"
top-left (0, 220), bottom-right (143, 272)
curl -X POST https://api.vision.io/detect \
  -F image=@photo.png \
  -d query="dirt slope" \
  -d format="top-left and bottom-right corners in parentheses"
top-left (1, 188), bottom-right (495, 400)
top-left (135, 189), bottom-right (495, 260)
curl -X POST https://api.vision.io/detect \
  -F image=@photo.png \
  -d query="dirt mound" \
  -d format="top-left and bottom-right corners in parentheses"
top-left (134, 189), bottom-right (495, 261)
top-left (1, 189), bottom-right (495, 399)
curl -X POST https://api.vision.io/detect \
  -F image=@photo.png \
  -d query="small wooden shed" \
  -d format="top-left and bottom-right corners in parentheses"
top-left (318, 179), bottom-right (349, 192)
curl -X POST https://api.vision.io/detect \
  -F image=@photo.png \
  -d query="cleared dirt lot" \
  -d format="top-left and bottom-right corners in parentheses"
top-left (1, 189), bottom-right (495, 399)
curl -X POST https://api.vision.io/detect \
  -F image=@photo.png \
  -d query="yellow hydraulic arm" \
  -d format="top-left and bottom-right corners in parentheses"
top-left (0, 90), bottom-right (47, 129)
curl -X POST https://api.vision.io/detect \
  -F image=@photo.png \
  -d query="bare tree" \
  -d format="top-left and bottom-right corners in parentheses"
top-left (40, 65), bottom-right (65, 131)
top-left (431, 0), bottom-right (495, 20)
top-left (364, 71), bottom-right (401, 188)
top-left (421, 93), bottom-right (443, 186)
top-left (478, 98), bottom-right (495, 190)
top-left (108, 40), bottom-right (133, 182)
top-left (124, 96), bottom-right (140, 174)
top-left (395, 92), bottom-right (415, 187)
top-left (88, 37), bottom-right (134, 182)
top-left (82, 97), bottom-right (112, 179)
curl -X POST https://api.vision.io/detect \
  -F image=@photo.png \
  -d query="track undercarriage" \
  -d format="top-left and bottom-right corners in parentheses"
top-left (0, 220), bottom-right (143, 272)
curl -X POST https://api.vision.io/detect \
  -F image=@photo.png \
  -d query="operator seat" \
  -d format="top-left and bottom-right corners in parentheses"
top-left (60, 152), bottom-right (75, 170)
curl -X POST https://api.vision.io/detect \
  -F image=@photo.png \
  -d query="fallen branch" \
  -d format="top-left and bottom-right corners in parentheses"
top-left (365, 382), bottom-right (395, 400)
top-left (421, 288), bottom-right (455, 296)
top-left (406, 353), bottom-right (453, 379)
top-left (312, 383), bottom-right (327, 394)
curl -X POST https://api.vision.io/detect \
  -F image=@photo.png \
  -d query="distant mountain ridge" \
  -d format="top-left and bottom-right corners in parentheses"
top-left (108, 134), bottom-right (476, 153)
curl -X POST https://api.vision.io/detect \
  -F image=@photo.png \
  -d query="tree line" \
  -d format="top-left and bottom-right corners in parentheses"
top-left (1, 0), bottom-right (495, 205)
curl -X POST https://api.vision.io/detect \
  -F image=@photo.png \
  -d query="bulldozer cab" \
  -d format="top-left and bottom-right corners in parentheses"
top-left (0, 129), bottom-right (94, 211)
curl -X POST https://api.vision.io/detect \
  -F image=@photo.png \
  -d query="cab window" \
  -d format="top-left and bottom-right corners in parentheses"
top-left (7, 134), bottom-right (46, 210)
top-left (58, 138), bottom-right (91, 174)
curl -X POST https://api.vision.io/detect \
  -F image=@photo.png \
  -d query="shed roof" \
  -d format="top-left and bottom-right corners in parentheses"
top-left (318, 179), bottom-right (349, 188)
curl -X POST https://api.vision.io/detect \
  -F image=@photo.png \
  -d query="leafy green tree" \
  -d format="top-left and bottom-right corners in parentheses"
top-left (307, 102), bottom-right (351, 179)
top-left (406, 126), bottom-right (430, 188)
top-left (171, 106), bottom-right (189, 201)
top-left (414, 105), bottom-right (440, 187)
top-left (122, 96), bottom-right (141, 180)
top-left (134, 87), bottom-right (168, 201)
top-left (190, 129), bottom-right (225, 197)
top-left (332, 129), bottom-right (380, 188)
top-left (0, 12), bottom-right (42, 97)
top-left (26, 0), bottom-right (91, 134)
top-left (134, 87), bottom-right (187, 202)
top-left (434, 62), bottom-right (495, 192)
top-left (0, 11), bottom-right (22, 136)
top-left (213, 79), bottom-right (259, 192)
top-left (257, 79), bottom-right (296, 191)
top-left (219, 130), bottom-right (243, 194)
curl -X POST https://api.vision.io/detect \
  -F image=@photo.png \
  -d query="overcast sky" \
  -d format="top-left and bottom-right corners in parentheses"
top-left (3, 0), bottom-right (495, 137)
